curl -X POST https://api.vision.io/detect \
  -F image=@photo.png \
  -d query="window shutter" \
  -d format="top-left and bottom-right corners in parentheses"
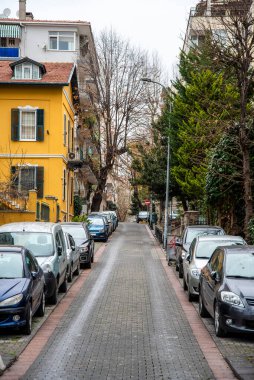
top-left (36, 166), bottom-right (44, 198)
top-left (10, 166), bottom-right (18, 189)
top-left (36, 109), bottom-right (44, 141)
top-left (11, 109), bottom-right (20, 141)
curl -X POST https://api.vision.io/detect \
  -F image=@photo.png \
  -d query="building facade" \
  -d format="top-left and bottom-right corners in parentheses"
top-left (0, 57), bottom-right (79, 223)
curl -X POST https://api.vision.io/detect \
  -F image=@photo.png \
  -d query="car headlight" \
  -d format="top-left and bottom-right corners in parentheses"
top-left (191, 269), bottom-right (201, 278)
top-left (220, 291), bottom-right (244, 308)
top-left (79, 247), bottom-right (89, 253)
top-left (0, 293), bottom-right (23, 307)
top-left (41, 263), bottom-right (53, 273)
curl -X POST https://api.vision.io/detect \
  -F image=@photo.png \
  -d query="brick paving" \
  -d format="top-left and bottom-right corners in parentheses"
top-left (15, 223), bottom-right (214, 380)
top-left (0, 242), bottom-right (104, 376)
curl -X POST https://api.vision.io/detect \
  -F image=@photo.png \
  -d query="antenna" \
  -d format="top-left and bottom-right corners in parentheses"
top-left (3, 8), bottom-right (11, 17)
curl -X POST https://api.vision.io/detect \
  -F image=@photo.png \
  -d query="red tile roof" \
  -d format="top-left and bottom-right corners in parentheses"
top-left (0, 61), bottom-right (75, 85)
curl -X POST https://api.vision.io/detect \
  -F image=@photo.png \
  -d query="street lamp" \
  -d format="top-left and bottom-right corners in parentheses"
top-left (140, 77), bottom-right (171, 250)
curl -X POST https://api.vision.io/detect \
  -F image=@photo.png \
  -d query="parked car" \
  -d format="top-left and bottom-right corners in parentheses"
top-left (63, 232), bottom-right (80, 282)
top-left (0, 245), bottom-right (45, 334)
top-left (183, 235), bottom-right (246, 301)
top-left (175, 225), bottom-right (225, 278)
top-left (136, 211), bottom-right (149, 223)
top-left (101, 213), bottom-right (114, 234)
top-left (103, 211), bottom-right (118, 231)
top-left (0, 222), bottom-right (68, 305)
top-left (60, 223), bottom-right (94, 268)
top-left (199, 245), bottom-right (254, 337)
top-left (87, 216), bottom-right (108, 242)
top-left (89, 213), bottom-right (110, 236)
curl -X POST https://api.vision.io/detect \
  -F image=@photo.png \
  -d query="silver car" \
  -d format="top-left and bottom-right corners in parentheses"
top-left (63, 232), bottom-right (80, 282)
top-left (182, 235), bottom-right (246, 301)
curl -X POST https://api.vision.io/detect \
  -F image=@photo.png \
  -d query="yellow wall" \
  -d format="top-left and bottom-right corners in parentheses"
top-left (0, 84), bottom-right (75, 223)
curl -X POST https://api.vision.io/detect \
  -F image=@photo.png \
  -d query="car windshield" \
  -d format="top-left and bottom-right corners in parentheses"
top-left (0, 232), bottom-right (54, 257)
top-left (186, 229), bottom-right (223, 244)
top-left (139, 212), bottom-right (148, 216)
top-left (196, 240), bottom-right (244, 259)
top-left (0, 252), bottom-right (24, 278)
top-left (61, 225), bottom-right (88, 245)
top-left (226, 253), bottom-right (254, 278)
top-left (88, 218), bottom-right (104, 226)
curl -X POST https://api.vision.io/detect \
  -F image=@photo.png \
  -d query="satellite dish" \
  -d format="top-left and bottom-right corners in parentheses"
top-left (3, 8), bottom-right (11, 17)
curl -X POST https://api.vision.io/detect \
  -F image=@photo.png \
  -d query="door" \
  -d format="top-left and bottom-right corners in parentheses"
top-left (25, 250), bottom-right (41, 312)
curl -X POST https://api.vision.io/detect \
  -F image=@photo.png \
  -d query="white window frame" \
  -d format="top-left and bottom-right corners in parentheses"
top-left (14, 63), bottom-right (41, 80)
top-left (19, 109), bottom-right (37, 141)
top-left (48, 31), bottom-right (76, 51)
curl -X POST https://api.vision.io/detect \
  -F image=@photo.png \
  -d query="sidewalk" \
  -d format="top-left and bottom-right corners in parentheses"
top-left (149, 225), bottom-right (254, 380)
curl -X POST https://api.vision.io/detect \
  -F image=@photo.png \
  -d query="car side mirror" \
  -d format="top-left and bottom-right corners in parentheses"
top-left (186, 254), bottom-right (191, 262)
top-left (57, 245), bottom-right (62, 256)
top-left (31, 271), bottom-right (38, 280)
top-left (175, 238), bottom-right (182, 247)
top-left (71, 245), bottom-right (75, 251)
top-left (211, 271), bottom-right (220, 282)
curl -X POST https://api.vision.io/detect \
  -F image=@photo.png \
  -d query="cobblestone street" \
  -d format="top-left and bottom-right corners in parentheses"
top-left (1, 223), bottom-right (244, 379)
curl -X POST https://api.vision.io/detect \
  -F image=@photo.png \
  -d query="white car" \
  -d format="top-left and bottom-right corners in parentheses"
top-left (182, 235), bottom-right (246, 302)
top-left (63, 232), bottom-right (80, 282)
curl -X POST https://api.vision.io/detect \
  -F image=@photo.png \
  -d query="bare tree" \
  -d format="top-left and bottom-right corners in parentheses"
top-left (80, 29), bottom-right (162, 211)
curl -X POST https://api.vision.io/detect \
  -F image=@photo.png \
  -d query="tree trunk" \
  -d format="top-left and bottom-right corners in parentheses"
top-left (239, 143), bottom-right (252, 236)
top-left (241, 141), bottom-right (253, 240)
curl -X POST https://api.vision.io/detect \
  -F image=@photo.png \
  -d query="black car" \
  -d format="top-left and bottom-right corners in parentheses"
top-left (60, 223), bottom-right (94, 268)
top-left (199, 245), bottom-right (254, 337)
top-left (0, 245), bottom-right (45, 335)
top-left (175, 225), bottom-right (225, 278)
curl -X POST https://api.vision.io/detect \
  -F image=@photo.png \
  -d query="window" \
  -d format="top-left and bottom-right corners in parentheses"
top-left (20, 110), bottom-right (36, 140)
top-left (14, 63), bottom-right (40, 80)
top-left (63, 114), bottom-right (67, 146)
top-left (25, 251), bottom-right (38, 272)
top-left (49, 31), bottom-right (75, 51)
top-left (11, 108), bottom-right (44, 142)
top-left (63, 169), bottom-right (66, 201)
top-left (11, 166), bottom-right (44, 199)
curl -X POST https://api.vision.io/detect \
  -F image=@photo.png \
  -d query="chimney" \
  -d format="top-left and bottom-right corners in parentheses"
top-left (19, 0), bottom-right (26, 20)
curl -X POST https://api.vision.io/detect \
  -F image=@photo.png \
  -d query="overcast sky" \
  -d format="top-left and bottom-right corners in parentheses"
top-left (0, 0), bottom-right (196, 78)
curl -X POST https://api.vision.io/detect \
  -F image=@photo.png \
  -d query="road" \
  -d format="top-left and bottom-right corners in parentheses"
top-left (2, 223), bottom-right (237, 380)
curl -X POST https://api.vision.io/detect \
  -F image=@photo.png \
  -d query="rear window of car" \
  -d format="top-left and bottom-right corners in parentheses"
top-left (0, 252), bottom-right (24, 278)
top-left (0, 232), bottom-right (54, 257)
top-left (88, 218), bottom-right (104, 226)
top-left (61, 225), bottom-right (88, 245)
top-left (186, 228), bottom-right (224, 244)
top-left (196, 240), bottom-right (245, 259)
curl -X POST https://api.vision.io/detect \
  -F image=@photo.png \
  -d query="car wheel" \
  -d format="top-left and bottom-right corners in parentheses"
top-left (74, 261), bottom-right (80, 276)
top-left (91, 252), bottom-right (94, 263)
top-left (59, 275), bottom-right (67, 293)
top-left (199, 292), bottom-right (209, 318)
top-left (48, 282), bottom-right (58, 305)
top-left (178, 263), bottom-right (183, 279)
top-left (23, 304), bottom-right (32, 335)
top-left (214, 302), bottom-right (226, 337)
top-left (67, 265), bottom-right (73, 282)
top-left (183, 276), bottom-right (188, 291)
top-left (187, 281), bottom-right (194, 302)
top-left (86, 257), bottom-right (92, 269)
top-left (36, 290), bottom-right (45, 317)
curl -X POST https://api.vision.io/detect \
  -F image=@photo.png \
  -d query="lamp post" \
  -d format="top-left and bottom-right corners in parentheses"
top-left (141, 77), bottom-right (171, 250)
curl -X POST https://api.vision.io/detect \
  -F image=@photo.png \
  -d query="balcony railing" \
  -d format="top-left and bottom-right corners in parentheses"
top-left (0, 47), bottom-right (20, 58)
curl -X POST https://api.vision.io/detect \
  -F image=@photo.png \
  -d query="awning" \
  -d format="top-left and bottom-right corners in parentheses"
top-left (0, 24), bottom-right (21, 39)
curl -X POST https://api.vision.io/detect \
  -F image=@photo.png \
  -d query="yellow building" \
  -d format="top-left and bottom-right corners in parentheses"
top-left (0, 57), bottom-right (80, 223)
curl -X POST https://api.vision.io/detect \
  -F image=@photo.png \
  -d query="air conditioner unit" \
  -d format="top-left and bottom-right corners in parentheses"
top-left (68, 152), bottom-right (75, 160)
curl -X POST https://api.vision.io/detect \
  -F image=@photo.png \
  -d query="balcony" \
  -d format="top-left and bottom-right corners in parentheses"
top-left (0, 47), bottom-right (20, 59)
